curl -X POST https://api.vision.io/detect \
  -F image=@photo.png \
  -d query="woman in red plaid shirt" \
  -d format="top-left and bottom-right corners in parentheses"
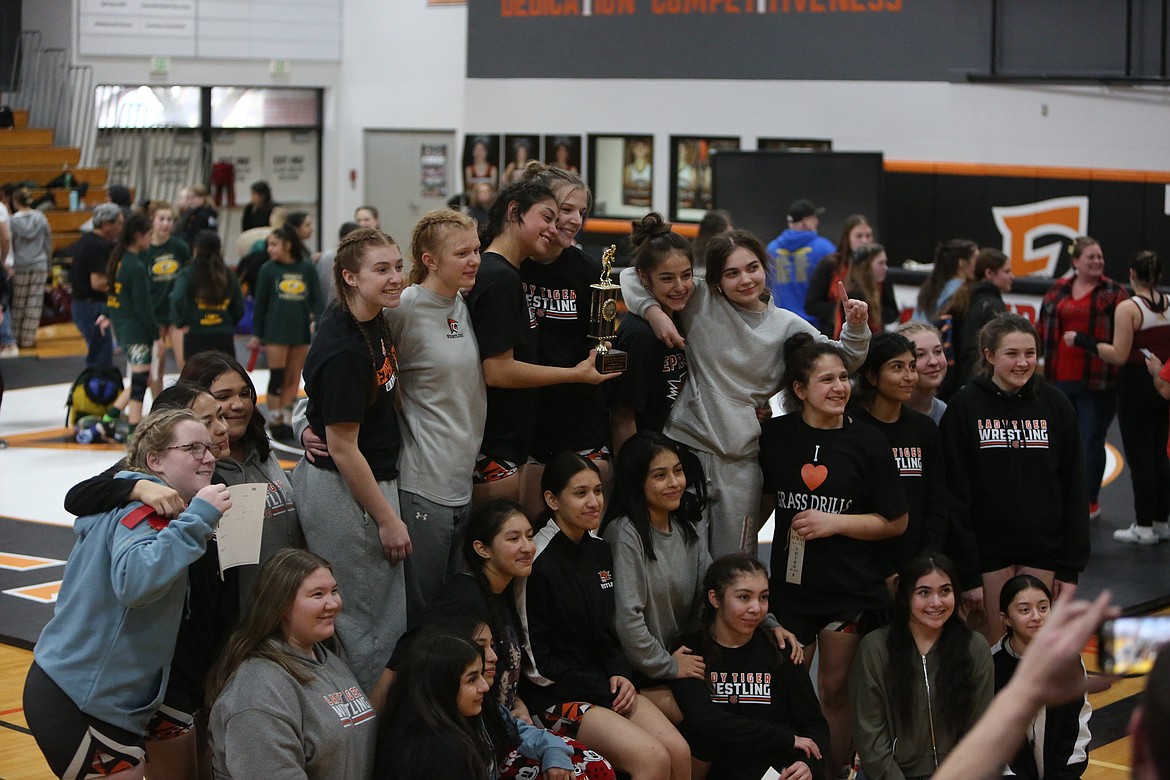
top-left (1037, 236), bottom-right (1129, 519)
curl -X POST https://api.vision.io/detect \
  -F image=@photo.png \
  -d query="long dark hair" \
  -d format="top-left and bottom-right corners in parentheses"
top-left (885, 553), bottom-right (979, 735)
top-left (190, 229), bottom-right (228, 301)
top-left (917, 239), bottom-right (977, 319)
top-left (269, 224), bottom-right (306, 264)
top-left (697, 553), bottom-right (776, 669)
top-left (478, 179), bottom-right (556, 247)
top-left (855, 332), bottom-right (916, 409)
top-left (997, 574), bottom-right (1051, 638)
top-left (107, 212), bottom-right (151, 283)
top-left (602, 431), bottom-right (700, 560)
top-left (179, 351), bottom-right (271, 460)
top-left (425, 613), bottom-right (520, 764)
top-left (374, 633), bottom-right (489, 780)
top-left (462, 498), bottom-right (529, 700)
top-left (539, 450), bottom-right (601, 529)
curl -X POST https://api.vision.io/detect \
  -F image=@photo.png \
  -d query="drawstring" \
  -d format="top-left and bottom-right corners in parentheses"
top-left (921, 654), bottom-right (940, 771)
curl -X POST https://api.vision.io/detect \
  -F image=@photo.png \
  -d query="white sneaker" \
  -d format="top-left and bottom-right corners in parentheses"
top-left (1153, 522), bottom-right (1170, 541)
top-left (1114, 524), bottom-right (1159, 546)
top-left (0, 345), bottom-right (19, 358)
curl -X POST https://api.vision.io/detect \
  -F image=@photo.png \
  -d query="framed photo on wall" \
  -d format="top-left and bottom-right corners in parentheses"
top-left (462, 134), bottom-right (501, 195)
top-left (758, 137), bottom-right (833, 152)
top-left (587, 134), bottom-right (653, 219)
top-left (544, 135), bottom-right (582, 176)
top-left (670, 135), bottom-right (740, 222)
top-left (502, 134), bottom-right (540, 186)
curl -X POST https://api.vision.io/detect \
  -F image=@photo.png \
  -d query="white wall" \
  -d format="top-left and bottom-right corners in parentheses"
top-left (20, 1), bottom-right (1170, 235)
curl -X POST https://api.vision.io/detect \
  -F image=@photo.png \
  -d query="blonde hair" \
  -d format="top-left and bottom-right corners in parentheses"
top-left (408, 210), bottom-right (478, 286)
top-left (125, 409), bottom-right (202, 472)
top-left (896, 320), bottom-right (942, 343)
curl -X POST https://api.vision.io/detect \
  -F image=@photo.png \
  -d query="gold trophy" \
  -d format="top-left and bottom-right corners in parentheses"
top-left (589, 245), bottom-right (628, 374)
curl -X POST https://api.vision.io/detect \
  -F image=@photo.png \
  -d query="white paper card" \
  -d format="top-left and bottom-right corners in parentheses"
top-left (785, 527), bottom-right (805, 585)
top-left (760, 768), bottom-right (782, 780)
top-left (216, 483), bottom-right (267, 577)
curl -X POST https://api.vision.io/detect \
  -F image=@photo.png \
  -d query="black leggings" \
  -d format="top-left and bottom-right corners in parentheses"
top-left (1117, 364), bottom-right (1170, 527)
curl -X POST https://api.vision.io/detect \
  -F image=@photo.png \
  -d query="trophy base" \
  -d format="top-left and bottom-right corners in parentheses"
top-left (596, 349), bottom-right (628, 374)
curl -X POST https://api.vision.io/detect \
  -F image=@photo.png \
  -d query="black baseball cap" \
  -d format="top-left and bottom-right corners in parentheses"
top-left (787, 198), bottom-right (825, 222)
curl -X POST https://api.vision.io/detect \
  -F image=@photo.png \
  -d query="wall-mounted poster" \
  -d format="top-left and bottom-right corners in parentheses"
top-left (462, 134), bottom-right (501, 195)
top-left (588, 134), bottom-right (653, 219)
top-left (420, 143), bottom-right (449, 198)
top-left (544, 135), bottom-right (581, 176)
top-left (502, 135), bottom-right (540, 187)
top-left (758, 138), bottom-right (833, 152)
top-left (671, 136), bottom-right (740, 223)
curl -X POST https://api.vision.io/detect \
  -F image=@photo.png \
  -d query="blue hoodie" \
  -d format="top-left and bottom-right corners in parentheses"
top-left (766, 228), bottom-right (835, 323)
top-left (34, 472), bottom-right (221, 734)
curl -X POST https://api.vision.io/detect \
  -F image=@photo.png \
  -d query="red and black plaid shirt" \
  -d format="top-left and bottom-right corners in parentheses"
top-left (1038, 275), bottom-right (1129, 390)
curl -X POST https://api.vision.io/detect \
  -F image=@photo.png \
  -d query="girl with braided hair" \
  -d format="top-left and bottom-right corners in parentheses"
top-left (292, 227), bottom-right (408, 694)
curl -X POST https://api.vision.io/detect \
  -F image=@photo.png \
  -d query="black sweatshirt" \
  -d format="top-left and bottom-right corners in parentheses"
top-left (940, 375), bottom-right (1090, 582)
top-left (672, 630), bottom-right (829, 780)
top-left (520, 524), bottom-right (633, 715)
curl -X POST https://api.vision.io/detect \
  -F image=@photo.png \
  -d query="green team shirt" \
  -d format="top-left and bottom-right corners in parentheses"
top-left (105, 251), bottom-right (159, 345)
top-left (144, 236), bottom-right (191, 324)
top-left (170, 266), bottom-right (245, 335)
top-left (253, 258), bottom-right (324, 345)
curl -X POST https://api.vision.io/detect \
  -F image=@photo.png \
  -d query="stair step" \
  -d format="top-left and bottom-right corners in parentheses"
top-left (46, 210), bottom-right (91, 232)
top-left (0, 129), bottom-right (54, 147)
top-left (52, 231), bottom-right (83, 252)
top-left (0, 167), bottom-right (108, 187)
top-left (1, 147), bottom-right (81, 166)
top-left (33, 186), bottom-right (131, 210)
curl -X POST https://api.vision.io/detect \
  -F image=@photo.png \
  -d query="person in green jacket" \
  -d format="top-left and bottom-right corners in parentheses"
top-left (145, 202), bottom-right (192, 398)
top-left (850, 553), bottom-right (994, 780)
top-left (101, 213), bottom-right (159, 438)
top-left (248, 224), bottom-right (323, 440)
top-left (171, 230), bottom-right (244, 360)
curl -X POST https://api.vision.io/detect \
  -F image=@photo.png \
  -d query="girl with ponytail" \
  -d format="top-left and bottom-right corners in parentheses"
top-left (292, 228), bottom-right (409, 694)
top-left (607, 212), bottom-right (694, 456)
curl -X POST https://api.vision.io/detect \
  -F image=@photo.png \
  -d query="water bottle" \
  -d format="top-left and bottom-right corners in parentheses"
top-left (75, 424), bottom-right (99, 444)
top-left (68, 189), bottom-right (80, 212)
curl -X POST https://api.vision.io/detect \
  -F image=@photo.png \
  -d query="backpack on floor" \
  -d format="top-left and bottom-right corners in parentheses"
top-left (0, 107), bottom-right (14, 129)
top-left (65, 366), bottom-right (123, 427)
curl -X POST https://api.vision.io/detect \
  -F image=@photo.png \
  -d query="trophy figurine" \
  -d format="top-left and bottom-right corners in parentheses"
top-left (589, 245), bottom-right (628, 374)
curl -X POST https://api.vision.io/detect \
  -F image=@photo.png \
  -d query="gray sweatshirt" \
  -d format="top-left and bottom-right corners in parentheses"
top-left (209, 643), bottom-right (376, 780)
top-left (215, 449), bottom-right (303, 604)
top-left (9, 209), bottom-right (51, 270)
top-left (603, 516), bottom-right (710, 680)
top-left (619, 269), bottom-right (870, 458)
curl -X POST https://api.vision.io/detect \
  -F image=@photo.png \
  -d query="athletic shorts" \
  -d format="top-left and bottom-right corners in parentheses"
top-left (536, 701), bottom-right (597, 738)
top-left (499, 734), bottom-right (616, 780)
top-left (124, 342), bottom-right (152, 367)
top-left (474, 455), bottom-right (522, 484)
top-left (23, 662), bottom-right (146, 779)
top-left (145, 700), bottom-right (194, 741)
top-left (773, 607), bottom-right (890, 648)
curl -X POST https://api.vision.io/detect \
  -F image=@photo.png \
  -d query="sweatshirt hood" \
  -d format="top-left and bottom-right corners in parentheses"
top-left (775, 229), bottom-right (824, 251)
top-left (971, 373), bottom-right (1039, 400)
top-left (10, 210), bottom-right (46, 239)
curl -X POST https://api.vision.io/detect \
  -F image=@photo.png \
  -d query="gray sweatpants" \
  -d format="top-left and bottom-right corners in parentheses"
top-left (399, 490), bottom-right (471, 624)
top-left (695, 448), bottom-right (764, 559)
top-left (292, 461), bottom-right (407, 693)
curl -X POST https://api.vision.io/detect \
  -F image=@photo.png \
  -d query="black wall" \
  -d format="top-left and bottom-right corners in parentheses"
top-left (0, 0), bottom-right (20, 92)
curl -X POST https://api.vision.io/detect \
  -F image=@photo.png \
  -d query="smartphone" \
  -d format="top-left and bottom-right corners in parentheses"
top-left (1140, 348), bottom-right (1155, 360)
top-left (1098, 616), bottom-right (1170, 675)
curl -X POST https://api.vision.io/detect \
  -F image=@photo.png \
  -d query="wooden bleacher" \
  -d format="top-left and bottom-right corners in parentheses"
top-left (1, 108), bottom-right (111, 255)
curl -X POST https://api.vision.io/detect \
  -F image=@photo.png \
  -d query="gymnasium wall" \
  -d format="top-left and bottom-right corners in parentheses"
top-left (21, 0), bottom-right (1170, 245)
